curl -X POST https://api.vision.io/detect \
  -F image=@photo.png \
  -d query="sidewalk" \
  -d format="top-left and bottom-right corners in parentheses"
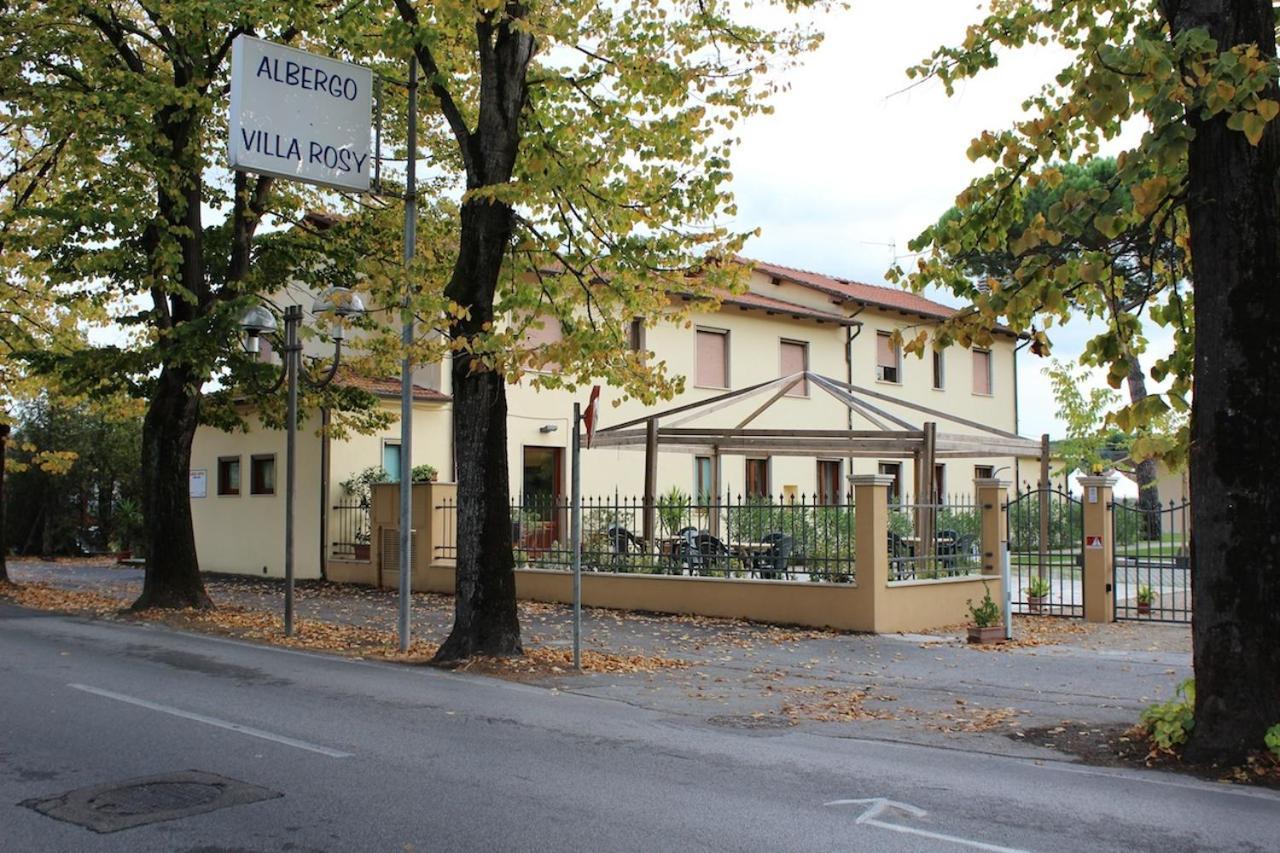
top-left (5, 559), bottom-right (1191, 761)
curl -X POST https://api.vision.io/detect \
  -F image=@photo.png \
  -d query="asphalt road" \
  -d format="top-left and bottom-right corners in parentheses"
top-left (1, 603), bottom-right (1276, 852)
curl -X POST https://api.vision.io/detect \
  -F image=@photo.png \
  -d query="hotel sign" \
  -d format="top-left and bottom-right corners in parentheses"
top-left (228, 35), bottom-right (373, 191)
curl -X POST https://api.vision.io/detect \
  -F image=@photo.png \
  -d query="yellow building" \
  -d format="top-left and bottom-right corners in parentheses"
top-left (188, 258), bottom-right (1023, 580)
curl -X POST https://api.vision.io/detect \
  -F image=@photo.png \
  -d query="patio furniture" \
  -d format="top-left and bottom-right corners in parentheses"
top-left (887, 530), bottom-right (914, 579)
top-left (751, 532), bottom-right (794, 580)
top-left (677, 528), bottom-right (732, 575)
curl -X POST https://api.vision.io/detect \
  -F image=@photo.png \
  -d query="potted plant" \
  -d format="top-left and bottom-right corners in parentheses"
top-left (1136, 584), bottom-right (1155, 615)
top-left (411, 463), bottom-right (438, 483)
top-left (1025, 576), bottom-right (1051, 614)
top-left (966, 584), bottom-right (1004, 644)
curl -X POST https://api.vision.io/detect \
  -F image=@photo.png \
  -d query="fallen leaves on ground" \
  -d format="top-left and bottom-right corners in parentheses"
top-left (779, 685), bottom-right (898, 723)
top-left (452, 647), bottom-right (689, 678)
top-left (927, 706), bottom-right (1021, 733)
top-left (0, 581), bottom-right (125, 614)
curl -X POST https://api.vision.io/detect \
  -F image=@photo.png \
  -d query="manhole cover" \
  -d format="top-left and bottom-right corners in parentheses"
top-left (21, 770), bottom-right (281, 833)
top-left (706, 713), bottom-right (794, 730)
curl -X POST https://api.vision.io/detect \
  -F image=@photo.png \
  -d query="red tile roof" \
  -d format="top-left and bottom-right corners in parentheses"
top-left (335, 370), bottom-right (450, 403)
top-left (694, 288), bottom-right (858, 325)
top-left (742, 257), bottom-right (961, 321)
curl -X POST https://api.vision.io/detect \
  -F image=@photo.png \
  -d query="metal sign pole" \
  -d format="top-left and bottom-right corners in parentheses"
top-left (284, 305), bottom-right (301, 637)
top-left (571, 402), bottom-right (583, 669)
top-left (397, 56), bottom-right (418, 653)
top-left (1003, 540), bottom-right (1013, 641)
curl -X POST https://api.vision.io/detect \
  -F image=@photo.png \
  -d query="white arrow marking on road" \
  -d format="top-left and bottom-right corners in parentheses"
top-left (824, 798), bottom-right (1029, 853)
top-left (68, 684), bottom-right (353, 758)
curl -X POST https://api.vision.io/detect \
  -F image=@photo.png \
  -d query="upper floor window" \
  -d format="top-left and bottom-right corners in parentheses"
top-left (696, 328), bottom-right (729, 389)
top-left (876, 332), bottom-right (900, 384)
top-left (972, 348), bottom-right (993, 395)
top-left (780, 339), bottom-right (809, 396)
top-left (932, 348), bottom-right (945, 390)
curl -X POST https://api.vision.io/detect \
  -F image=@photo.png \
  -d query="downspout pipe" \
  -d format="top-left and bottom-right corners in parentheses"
top-left (844, 309), bottom-right (865, 499)
top-left (1013, 335), bottom-right (1032, 489)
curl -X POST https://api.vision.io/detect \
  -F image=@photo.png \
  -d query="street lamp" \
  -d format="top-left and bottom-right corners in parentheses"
top-left (239, 287), bottom-right (365, 636)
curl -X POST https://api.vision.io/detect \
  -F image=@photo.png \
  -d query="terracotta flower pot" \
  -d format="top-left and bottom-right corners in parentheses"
top-left (968, 625), bottom-right (1005, 644)
top-left (1137, 601), bottom-right (1152, 615)
top-left (1026, 594), bottom-right (1046, 614)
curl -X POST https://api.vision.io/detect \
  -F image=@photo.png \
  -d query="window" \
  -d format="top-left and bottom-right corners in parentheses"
top-left (383, 441), bottom-right (402, 483)
top-left (524, 315), bottom-right (563, 347)
top-left (817, 460), bottom-right (842, 505)
top-left (217, 456), bottom-right (240, 496)
top-left (933, 464), bottom-right (946, 504)
top-left (628, 318), bottom-right (645, 353)
top-left (876, 332), bottom-right (900, 383)
top-left (974, 465), bottom-right (995, 480)
top-left (745, 458), bottom-right (770, 498)
top-left (694, 456), bottom-right (713, 502)
top-left (972, 348), bottom-right (993, 395)
top-left (779, 339), bottom-right (809, 396)
top-left (696, 328), bottom-right (729, 388)
top-left (932, 348), bottom-right (945, 390)
top-left (250, 454), bottom-right (276, 496)
top-left (878, 462), bottom-right (902, 504)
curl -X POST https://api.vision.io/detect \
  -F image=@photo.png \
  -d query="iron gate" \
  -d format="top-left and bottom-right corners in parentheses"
top-left (1005, 487), bottom-right (1084, 617)
top-left (1112, 499), bottom-right (1192, 623)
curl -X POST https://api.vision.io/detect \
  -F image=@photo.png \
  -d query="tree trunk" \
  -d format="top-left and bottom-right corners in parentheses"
top-left (1124, 359), bottom-right (1162, 539)
top-left (403, 2), bottom-right (535, 662)
top-left (0, 423), bottom-right (9, 583)
top-left (1166, 0), bottom-right (1280, 764)
top-left (434, 201), bottom-right (523, 662)
top-left (132, 366), bottom-right (211, 609)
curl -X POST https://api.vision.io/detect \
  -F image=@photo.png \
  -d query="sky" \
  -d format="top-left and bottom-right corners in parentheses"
top-left (726, 0), bottom-right (1172, 444)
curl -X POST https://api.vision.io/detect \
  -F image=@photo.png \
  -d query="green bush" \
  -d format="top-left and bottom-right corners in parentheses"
top-left (1025, 575), bottom-right (1051, 598)
top-left (967, 583), bottom-right (1000, 627)
top-left (656, 486), bottom-right (691, 536)
top-left (1265, 723), bottom-right (1280, 760)
top-left (1140, 679), bottom-right (1195, 751)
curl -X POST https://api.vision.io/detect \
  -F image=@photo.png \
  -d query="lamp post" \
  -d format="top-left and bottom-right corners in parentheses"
top-left (240, 287), bottom-right (365, 636)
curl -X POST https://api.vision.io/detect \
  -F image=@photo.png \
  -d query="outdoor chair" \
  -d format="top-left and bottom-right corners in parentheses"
top-left (752, 532), bottom-right (794, 580)
top-left (935, 529), bottom-right (960, 569)
top-left (678, 528), bottom-right (731, 575)
top-left (887, 531), bottom-right (914, 580)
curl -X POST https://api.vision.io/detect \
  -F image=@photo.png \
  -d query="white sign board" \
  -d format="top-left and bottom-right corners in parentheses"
top-left (228, 35), bottom-right (373, 191)
top-left (189, 469), bottom-right (208, 499)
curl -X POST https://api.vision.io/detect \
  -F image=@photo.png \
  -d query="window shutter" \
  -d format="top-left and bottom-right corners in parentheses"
top-left (876, 333), bottom-right (895, 366)
top-left (696, 330), bottom-right (727, 387)
top-left (973, 350), bottom-right (992, 394)
top-left (780, 341), bottom-right (808, 395)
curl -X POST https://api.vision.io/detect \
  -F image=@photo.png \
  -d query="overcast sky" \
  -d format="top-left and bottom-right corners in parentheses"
top-left (728, 1), bottom-right (1171, 444)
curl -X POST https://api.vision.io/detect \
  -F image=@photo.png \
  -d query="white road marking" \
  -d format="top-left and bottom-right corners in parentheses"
top-left (67, 683), bottom-right (352, 758)
top-left (825, 798), bottom-right (1029, 853)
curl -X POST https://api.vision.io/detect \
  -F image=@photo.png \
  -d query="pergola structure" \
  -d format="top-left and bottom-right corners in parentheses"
top-left (593, 370), bottom-right (1044, 549)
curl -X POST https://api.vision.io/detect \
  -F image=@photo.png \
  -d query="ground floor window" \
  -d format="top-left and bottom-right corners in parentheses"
top-left (817, 460), bottom-right (842, 505)
top-left (694, 456), bottom-right (713, 502)
top-left (217, 456), bottom-right (240, 496)
top-left (878, 461), bottom-right (902, 504)
top-left (745, 457), bottom-right (769, 498)
top-left (250, 454), bottom-right (276, 496)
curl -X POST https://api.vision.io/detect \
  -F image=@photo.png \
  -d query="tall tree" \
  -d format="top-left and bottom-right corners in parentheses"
top-left (0, 3), bottom-right (384, 608)
top-left (895, 0), bottom-right (1279, 762)
top-left (387, 0), bottom-right (829, 660)
top-left (935, 157), bottom-right (1181, 530)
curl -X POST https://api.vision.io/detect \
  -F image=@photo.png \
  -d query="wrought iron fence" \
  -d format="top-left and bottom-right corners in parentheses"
top-left (330, 498), bottom-right (371, 561)
top-left (1112, 498), bottom-right (1191, 623)
top-left (1006, 485), bottom-right (1084, 616)
top-left (437, 493), bottom-right (857, 582)
top-left (886, 494), bottom-right (983, 581)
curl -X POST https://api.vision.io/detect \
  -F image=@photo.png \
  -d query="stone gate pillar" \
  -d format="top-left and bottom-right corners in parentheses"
top-left (1078, 475), bottom-right (1116, 623)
